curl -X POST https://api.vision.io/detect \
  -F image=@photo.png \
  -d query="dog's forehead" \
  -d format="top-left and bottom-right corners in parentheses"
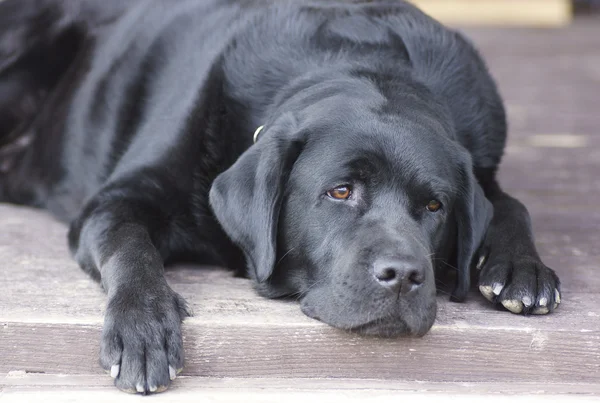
top-left (301, 114), bottom-right (460, 181)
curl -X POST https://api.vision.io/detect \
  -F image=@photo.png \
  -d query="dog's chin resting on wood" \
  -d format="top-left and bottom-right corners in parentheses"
top-left (0, 0), bottom-right (560, 394)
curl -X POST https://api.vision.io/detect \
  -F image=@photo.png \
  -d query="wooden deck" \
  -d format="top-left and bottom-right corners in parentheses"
top-left (1, 16), bottom-right (600, 402)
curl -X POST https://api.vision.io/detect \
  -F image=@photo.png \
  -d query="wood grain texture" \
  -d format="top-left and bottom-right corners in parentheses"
top-left (2, 317), bottom-right (600, 381)
top-left (1, 12), bottom-right (600, 400)
top-left (2, 375), bottom-right (600, 402)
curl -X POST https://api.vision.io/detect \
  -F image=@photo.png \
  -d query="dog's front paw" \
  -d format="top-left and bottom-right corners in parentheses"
top-left (477, 250), bottom-right (561, 315)
top-left (100, 284), bottom-right (190, 394)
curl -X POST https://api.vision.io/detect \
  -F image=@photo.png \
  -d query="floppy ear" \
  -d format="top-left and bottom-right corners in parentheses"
top-left (452, 162), bottom-right (494, 302)
top-left (209, 115), bottom-right (303, 283)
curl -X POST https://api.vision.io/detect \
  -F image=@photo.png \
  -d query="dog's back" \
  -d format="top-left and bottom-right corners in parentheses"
top-left (0, 0), bottom-right (505, 220)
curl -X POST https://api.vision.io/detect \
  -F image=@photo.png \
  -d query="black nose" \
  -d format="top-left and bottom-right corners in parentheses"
top-left (373, 258), bottom-right (425, 295)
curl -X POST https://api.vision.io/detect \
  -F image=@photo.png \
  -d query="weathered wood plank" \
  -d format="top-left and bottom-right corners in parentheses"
top-left (461, 18), bottom-right (600, 56)
top-left (2, 318), bottom-right (599, 382)
top-left (3, 373), bottom-right (600, 395)
top-left (2, 375), bottom-right (600, 402)
top-left (2, 387), bottom-right (598, 403)
top-left (2, 391), bottom-right (595, 403)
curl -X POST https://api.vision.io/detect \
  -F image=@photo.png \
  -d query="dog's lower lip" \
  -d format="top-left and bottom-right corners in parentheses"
top-left (346, 318), bottom-right (410, 337)
top-left (300, 304), bottom-right (321, 321)
top-left (302, 303), bottom-right (412, 336)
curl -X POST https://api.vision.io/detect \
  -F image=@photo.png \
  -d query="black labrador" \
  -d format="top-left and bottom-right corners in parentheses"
top-left (0, 0), bottom-right (560, 394)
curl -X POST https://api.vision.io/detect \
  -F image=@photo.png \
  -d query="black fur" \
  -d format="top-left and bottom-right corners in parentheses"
top-left (0, 0), bottom-right (560, 394)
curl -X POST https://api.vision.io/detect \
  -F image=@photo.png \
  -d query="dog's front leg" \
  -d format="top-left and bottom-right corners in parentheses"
top-left (68, 189), bottom-right (190, 394)
top-left (475, 170), bottom-right (561, 315)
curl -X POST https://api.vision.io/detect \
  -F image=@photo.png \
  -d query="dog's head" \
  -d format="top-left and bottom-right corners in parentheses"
top-left (209, 81), bottom-right (492, 337)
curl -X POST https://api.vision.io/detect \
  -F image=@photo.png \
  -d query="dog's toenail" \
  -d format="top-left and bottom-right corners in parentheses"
top-left (492, 283), bottom-right (503, 296)
top-left (539, 297), bottom-right (548, 307)
top-left (476, 254), bottom-right (486, 270)
top-left (136, 383), bottom-right (145, 393)
top-left (555, 289), bottom-right (561, 304)
top-left (532, 306), bottom-right (549, 315)
top-left (501, 299), bottom-right (523, 314)
top-left (522, 296), bottom-right (533, 307)
top-left (110, 364), bottom-right (120, 378)
top-left (479, 285), bottom-right (494, 301)
top-left (149, 385), bottom-right (157, 392)
top-left (169, 366), bottom-right (177, 381)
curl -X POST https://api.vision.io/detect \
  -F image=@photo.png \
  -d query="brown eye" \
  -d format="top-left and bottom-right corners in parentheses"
top-left (426, 200), bottom-right (442, 212)
top-left (327, 185), bottom-right (352, 200)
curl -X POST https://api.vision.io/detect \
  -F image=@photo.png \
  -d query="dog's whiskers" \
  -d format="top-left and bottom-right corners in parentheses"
top-left (437, 259), bottom-right (460, 272)
top-left (275, 247), bottom-right (296, 267)
top-left (291, 277), bottom-right (326, 299)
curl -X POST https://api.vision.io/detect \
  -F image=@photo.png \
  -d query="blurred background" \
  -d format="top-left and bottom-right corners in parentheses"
top-left (410, 0), bottom-right (599, 26)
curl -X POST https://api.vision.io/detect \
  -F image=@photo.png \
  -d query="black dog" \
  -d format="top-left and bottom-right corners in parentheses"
top-left (0, 0), bottom-right (560, 394)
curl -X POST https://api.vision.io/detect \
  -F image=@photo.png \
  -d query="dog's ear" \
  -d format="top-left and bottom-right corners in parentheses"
top-left (452, 160), bottom-right (494, 302)
top-left (209, 115), bottom-right (303, 283)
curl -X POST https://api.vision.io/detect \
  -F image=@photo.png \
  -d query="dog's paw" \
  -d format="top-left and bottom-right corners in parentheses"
top-left (476, 250), bottom-right (561, 315)
top-left (100, 284), bottom-right (190, 394)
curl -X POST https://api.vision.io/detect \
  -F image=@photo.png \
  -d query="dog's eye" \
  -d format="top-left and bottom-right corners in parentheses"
top-left (327, 185), bottom-right (352, 200)
top-left (426, 199), bottom-right (442, 212)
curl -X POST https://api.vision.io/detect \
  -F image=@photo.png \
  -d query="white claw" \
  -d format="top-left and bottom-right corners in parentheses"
top-left (539, 297), bottom-right (548, 307)
top-left (136, 383), bottom-right (145, 393)
top-left (149, 385), bottom-right (158, 393)
top-left (479, 285), bottom-right (494, 302)
top-left (502, 299), bottom-right (524, 314)
top-left (555, 289), bottom-right (561, 304)
top-left (532, 306), bottom-right (549, 315)
top-left (476, 254), bottom-right (486, 270)
top-left (110, 364), bottom-right (120, 379)
top-left (522, 296), bottom-right (533, 307)
top-left (169, 365), bottom-right (177, 381)
top-left (492, 283), bottom-right (504, 296)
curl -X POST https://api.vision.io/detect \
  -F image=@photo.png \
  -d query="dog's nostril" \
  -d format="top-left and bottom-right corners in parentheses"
top-left (408, 270), bottom-right (424, 285)
top-left (375, 267), bottom-right (397, 282)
